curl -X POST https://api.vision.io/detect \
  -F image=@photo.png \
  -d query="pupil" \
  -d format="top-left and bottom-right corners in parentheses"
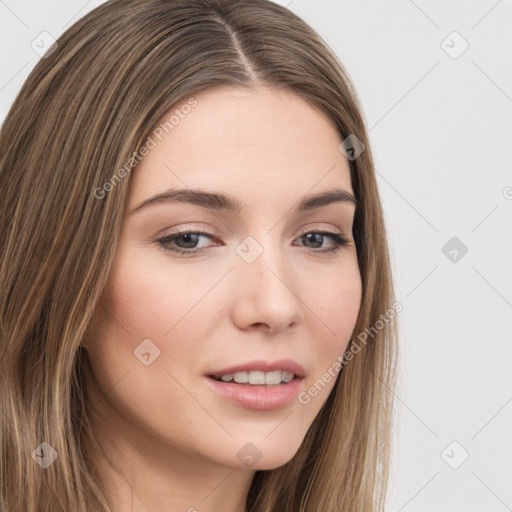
top-left (179, 233), bottom-right (198, 248)
top-left (305, 233), bottom-right (322, 248)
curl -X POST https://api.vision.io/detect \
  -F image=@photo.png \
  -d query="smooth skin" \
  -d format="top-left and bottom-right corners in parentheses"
top-left (82, 85), bottom-right (362, 512)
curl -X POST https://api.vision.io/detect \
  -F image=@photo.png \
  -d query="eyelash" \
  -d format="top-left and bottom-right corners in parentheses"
top-left (156, 229), bottom-right (351, 257)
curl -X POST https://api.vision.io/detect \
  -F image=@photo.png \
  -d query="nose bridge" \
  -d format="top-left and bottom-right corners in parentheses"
top-left (236, 231), bottom-right (287, 286)
top-left (231, 232), bottom-right (302, 331)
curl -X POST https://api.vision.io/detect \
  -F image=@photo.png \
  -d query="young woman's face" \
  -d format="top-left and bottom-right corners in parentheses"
top-left (84, 85), bottom-right (362, 472)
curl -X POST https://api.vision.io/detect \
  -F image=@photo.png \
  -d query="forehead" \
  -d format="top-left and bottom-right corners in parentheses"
top-left (128, 85), bottom-right (353, 209)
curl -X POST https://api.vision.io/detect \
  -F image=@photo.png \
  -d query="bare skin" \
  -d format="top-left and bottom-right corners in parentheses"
top-left (82, 85), bottom-right (362, 512)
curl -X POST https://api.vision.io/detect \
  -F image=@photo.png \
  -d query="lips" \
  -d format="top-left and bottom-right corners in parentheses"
top-left (205, 359), bottom-right (305, 410)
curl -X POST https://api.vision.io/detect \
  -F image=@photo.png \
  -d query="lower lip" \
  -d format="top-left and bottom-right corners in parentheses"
top-left (205, 376), bottom-right (302, 411)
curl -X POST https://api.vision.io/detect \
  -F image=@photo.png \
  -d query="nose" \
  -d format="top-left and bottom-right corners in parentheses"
top-left (230, 239), bottom-right (303, 335)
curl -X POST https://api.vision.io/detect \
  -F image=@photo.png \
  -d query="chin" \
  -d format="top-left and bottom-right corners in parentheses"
top-left (217, 435), bottom-right (304, 471)
top-left (248, 452), bottom-right (299, 471)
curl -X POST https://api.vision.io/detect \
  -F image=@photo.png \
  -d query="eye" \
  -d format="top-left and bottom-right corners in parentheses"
top-left (156, 230), bottom-right (217, 256)
top-left (294, 231), bottom-right (351, 254)
top-left (156, 229), bottom-right (352, 257)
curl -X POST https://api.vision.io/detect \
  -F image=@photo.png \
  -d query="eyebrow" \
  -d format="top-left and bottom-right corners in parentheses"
top-left (129, 186), bottom-right (358, 215)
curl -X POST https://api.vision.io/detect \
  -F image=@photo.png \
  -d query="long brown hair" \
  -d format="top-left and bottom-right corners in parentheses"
top-left (0, 1), bottom-right (399, 510)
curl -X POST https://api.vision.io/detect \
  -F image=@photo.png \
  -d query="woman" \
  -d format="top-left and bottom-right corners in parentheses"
top-left (0, 0), bottom-right (399, 510)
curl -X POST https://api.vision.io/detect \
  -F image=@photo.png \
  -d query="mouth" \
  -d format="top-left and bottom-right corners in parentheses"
top-left (208, 370), bottom-right (297, 386)
top-left (205, 360), bottom-right (305, 410)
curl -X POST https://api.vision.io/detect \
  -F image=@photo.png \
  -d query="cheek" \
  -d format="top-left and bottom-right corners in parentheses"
top-left (83, 259), bottom-right (211, 442)
top-left (83, 253), bottom-right (206, 391)
top-left (98, 243), bottom-right (217, 341)
top-left (313, 262), bottom-right (362, 340)
top-left (304, 264), bottom-right (362, 391)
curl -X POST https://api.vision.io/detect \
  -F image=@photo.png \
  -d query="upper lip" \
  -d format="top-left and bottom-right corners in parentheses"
top-left (208, 359), bottom-right (306, 379)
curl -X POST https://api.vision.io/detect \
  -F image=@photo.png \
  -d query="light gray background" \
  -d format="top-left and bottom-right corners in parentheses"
top-left (1, 1), bottom-right (511, 510)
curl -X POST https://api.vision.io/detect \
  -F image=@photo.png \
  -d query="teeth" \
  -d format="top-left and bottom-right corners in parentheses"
top-left (282, 371), bottom-right (294, 383)
top-left (234, 372), bottom-right (249, 383)
top-left (265, 371), bottom-right (282, 385)
top-left (216, 370), bottom-right (295, 385)
top-left (248, 371), bottom-right (265, 385)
